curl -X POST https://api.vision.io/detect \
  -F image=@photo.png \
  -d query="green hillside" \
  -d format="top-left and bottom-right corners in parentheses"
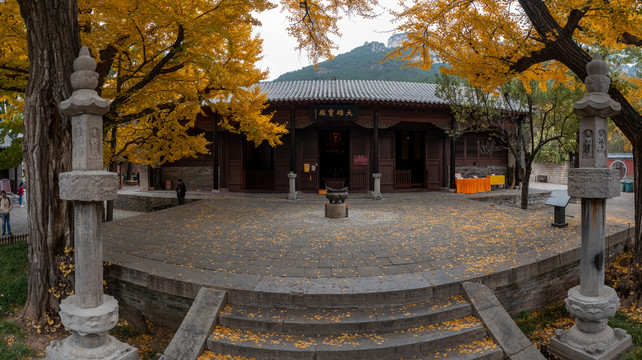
top-left (274, 42), bottom-right (445, 83)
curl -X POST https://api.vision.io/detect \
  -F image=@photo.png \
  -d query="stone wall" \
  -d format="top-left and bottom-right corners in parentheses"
top-left (114, 194), bottom-right (197, 212)
top-left (530, 162), bottom-right (570, 184)
top-left (455, 165), bottom-right (506, 179)
top-left (495, 231), bottom-right (629, 315)
top-left (106, 273), bottom-right (193, 329)
top-left (162, 166), bottom-right (213, 192)
top-left (471, 191), bottom-right (551, 208)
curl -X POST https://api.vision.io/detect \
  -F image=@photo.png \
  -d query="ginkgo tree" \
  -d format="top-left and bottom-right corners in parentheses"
top-left (437, 74), bottom-right (580, 210)
top-left (80, 0), bottom-right (292, 220)
top-left (0, 0), bottom-right (380, 323)
top-left (2, 0), bottom-right (290, 322)
top-left (388, 0), bottom-right (642, 264)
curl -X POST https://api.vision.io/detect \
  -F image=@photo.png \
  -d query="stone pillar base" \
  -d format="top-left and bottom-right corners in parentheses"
top-left (372, 173), bottom-right (382, 200)
top-left (47, 294), bottom-right (139, 360)
top-left (288, 172), bottom-right (297, 200)
top-left (47, 334), bottom-right (139, 360)
top-left (549, 326), bottom-right (631, 360)
top-left (326, 203), bottom-right (347, 218)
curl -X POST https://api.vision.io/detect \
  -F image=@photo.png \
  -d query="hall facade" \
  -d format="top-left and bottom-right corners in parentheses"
top-left (160, 80), bottom-right (509, 193)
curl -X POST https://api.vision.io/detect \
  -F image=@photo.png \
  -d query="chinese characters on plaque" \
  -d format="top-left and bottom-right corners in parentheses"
top-left (313, 105), bottom-right (359, 121)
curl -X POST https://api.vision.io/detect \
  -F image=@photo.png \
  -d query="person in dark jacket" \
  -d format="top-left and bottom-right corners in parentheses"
top-left (176, 179), bottom-right (187, 205)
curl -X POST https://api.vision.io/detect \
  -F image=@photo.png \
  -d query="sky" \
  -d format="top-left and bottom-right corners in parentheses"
top-left (254, 2), bottom-right (401, 80)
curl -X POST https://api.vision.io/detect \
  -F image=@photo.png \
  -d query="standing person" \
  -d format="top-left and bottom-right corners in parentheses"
top-left (16, 182), bottom-right (24, 207)
top-left (176, 178), bottom-right (187, 205)
top-left (1, 190), bottom-right (13, 235)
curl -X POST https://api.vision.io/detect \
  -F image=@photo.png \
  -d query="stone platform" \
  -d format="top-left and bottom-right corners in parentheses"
top-left (103, 191), bottom-right (634, 326)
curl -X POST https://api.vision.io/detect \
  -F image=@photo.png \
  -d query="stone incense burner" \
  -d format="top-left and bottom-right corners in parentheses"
top-left (325, 186), bottom-right (349, 204)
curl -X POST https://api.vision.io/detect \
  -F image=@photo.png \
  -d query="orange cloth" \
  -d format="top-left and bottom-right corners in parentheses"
top-left (456, 178), bottom-right (490, 194)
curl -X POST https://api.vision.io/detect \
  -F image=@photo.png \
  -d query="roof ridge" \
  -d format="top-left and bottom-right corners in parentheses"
top-left (259, 79), bottom-right (443, 105)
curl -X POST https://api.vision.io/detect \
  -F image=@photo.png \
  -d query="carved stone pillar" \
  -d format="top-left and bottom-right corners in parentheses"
top-left (139, 165), bottom-right (150, 191)
top-left (549, 53), bottom-right (631, 360)
top-left (288, 172), bottom-right (297, 200)
top-left (46, 47), bottom-right (139, 360)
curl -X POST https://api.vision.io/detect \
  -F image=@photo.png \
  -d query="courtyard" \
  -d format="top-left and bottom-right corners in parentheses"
top-left (103, 188), bottom-right (634, 311)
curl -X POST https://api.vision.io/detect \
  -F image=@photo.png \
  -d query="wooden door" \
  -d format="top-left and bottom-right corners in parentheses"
top-left (228, 134), bottom-right (243, 192)
top-left (350, 131), bottom-right (370, 192)
top-left (297, 130), bottom-right (319, 192)
top-left (274, 139), bottom-right (290, 192)
top-left (425, 134), bottom-right (443, 190)
top-left (379, 132), bottom-right (395, 192)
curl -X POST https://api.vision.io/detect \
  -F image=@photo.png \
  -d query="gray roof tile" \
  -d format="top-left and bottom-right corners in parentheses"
top-left (259, 80), bottom-right (444, 105)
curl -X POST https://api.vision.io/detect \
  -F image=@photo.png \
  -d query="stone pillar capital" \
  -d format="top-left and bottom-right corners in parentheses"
top-left (60, 47), bottom-right (109, 116)
top-left (573, 53), bottom-right (620, 118)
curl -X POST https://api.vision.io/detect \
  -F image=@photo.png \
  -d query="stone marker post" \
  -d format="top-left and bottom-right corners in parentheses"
top-left (288, 172), bottom-right (297, 200)
top-left (139, 165), bottom-right (150, 191)
top-left (46, 47), bottom-right (139, 360)
top-left (372, 173), bottom-right (383, 200)
top-left (549, 53), bottom-right (631, 360)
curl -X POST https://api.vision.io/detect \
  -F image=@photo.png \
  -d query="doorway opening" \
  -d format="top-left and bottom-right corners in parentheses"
top-left (244, 141), bottom-right (274, 190)
top-left (395, 131), bottom-right (425, 189)
top-left (319, 130), bottom-right (350, 188)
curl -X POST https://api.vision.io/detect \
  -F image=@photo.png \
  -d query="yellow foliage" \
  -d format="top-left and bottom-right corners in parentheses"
top-left (283, 0), bottom-right (379, 65)
top-left (80, 0), bottom-right (288, 165)
top-left (389, 0), bottom-right (641, 111)
top-left (0, 0), bottom-right (291, 166)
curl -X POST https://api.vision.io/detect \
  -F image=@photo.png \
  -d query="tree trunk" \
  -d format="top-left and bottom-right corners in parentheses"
top-left (105, 127), bottom-right (118, 222)
top-left (520, 161), bottom-right (532, 210)
top-left (126, 161), bottom-right (134, 181)
top-left (17, 0), bottom-right (79, 321)
top-left (105, 159), bottom-right (117, 222)
top-left (634, 147), bottom-right (642, 265)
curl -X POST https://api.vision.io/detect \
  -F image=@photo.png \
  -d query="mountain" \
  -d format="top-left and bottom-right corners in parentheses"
top-left (274, 41), bottom-right (446, 83)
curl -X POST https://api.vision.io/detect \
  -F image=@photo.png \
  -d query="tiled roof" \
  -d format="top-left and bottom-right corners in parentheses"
top-left (0, 134), bottom-right (19, 149)
top-left (259, 80), bottom-right (444, 105)
top-left (609, 153), bottom-right (633, 159)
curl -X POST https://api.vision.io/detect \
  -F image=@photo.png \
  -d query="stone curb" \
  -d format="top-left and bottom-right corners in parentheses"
top-left (462, 282), bottom-right (546, 360)
top-left (159, 287), bottom-right (226, 360)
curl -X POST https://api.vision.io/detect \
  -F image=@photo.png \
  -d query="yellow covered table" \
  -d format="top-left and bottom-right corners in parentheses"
top-left (488, 175), bottom-right (505, 186)
top-left (456, 178), bottom-right (491, 194)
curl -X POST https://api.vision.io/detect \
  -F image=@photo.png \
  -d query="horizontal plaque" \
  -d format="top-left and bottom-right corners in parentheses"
top-left (312, 105), bottom-right (358, 121)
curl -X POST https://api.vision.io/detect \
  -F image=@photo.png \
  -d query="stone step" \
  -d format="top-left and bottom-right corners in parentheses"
top-left (223, 273), bottom-right (457, 309)
top-left (207, 316), bottom-right (488, 360)
top-left (218, 296), bottom-right (472, 335)
top-left (415, 338), bottom-right (504, 359)
top-left (200, 338), bottom-right (503, 360)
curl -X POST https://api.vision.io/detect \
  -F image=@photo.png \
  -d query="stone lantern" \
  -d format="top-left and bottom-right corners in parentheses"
top-left (46, 47), bottom-right (139, 360)
top-left (549, 53), bottom-right (631, 359)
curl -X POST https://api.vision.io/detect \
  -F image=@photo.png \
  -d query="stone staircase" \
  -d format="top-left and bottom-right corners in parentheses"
top-left (202, 295), bottom-right (504, 359)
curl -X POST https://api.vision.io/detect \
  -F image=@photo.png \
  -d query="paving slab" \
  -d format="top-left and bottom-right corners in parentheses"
top-left (104, 190), bottom-right (633, 309)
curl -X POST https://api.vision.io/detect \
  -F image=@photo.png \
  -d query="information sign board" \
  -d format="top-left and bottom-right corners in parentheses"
top-left (545, 190), bottom-right (571, 208)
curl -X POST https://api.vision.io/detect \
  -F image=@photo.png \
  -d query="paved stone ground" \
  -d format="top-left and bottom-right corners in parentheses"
top-left (6, 198), bottom-right (29, 234)
top-left (104, 188), bottom-right (633, 279)
top-left (7, 199), bottom-right (145, 235)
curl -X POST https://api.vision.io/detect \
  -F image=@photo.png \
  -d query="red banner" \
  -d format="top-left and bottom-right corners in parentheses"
top-left (353, 155), bottom-right (369, 166)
